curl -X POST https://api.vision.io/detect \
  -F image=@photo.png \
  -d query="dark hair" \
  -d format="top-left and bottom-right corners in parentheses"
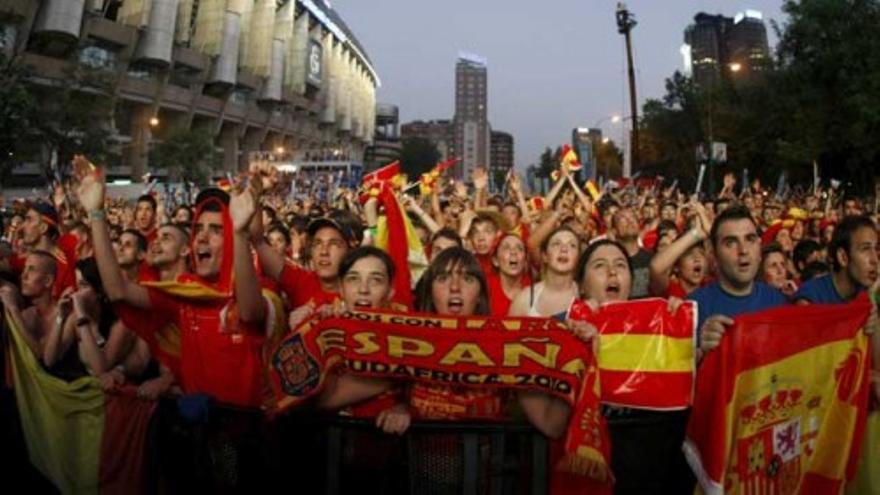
top-left (502, 202), bottom-right (521, 215)
top-left (415, 247), bottom-right (489, 316)
top-left (329, 209), bottom-right (365, 245)
top-left (575, 239), bottom-right (633, 291)
top-left (137, 194), bottom-right (158, 211)
top-left (338, 246), bottom-right (396, 282)
top-left (289, 215), bottom-right (309, 234)
top-left (266, 223), bottom-right (291, 246)
top-left (172, 206), bottom-right (192, 221)
top-left (800, 261), bottom-right (830, 282)
top-left (540, 225), bottom-right (580, 254)
top-left (430, 228), bottom-right (463, 248)
top-left (828, 215), bottom-right (877, 272)
top-left (75, 257), bottom-right (115, 339)
top-left (656, 220), bottom-right (679, 241)
top-left (262, 205), bottom-right (277, 223)
top-left (120, 229), bottom-right (148, 252)
top-left (792, 239), bottom-right (821, 272)
top-left (759, 243), bottom-right (786, 278)
top-left (710, 205), bottom-right (758, 247)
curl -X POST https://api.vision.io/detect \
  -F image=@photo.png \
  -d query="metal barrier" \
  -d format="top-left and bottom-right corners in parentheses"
top-left (148, 404), bottom-right (550, 494)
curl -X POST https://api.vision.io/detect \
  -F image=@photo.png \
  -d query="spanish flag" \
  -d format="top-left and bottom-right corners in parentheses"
top-left (4, 308), bottom-right (156, 494)
top-left (374, 190), bottom-right (428, 309)
top-left (685, 302), bottom-right (872, 495)
top-left (560, 144), bottom-right (582, 171)
top-left (568, 298), bottom-right (696, 410)
top-left (419, 158), bottom-right (459, 196)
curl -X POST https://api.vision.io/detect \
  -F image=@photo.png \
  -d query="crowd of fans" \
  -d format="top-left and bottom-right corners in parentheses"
top-left (0, 157), bottom-right (878, 493)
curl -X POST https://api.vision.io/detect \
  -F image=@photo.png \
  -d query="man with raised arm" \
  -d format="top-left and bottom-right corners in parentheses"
top-left (75, 157), bottom-right (275, 408)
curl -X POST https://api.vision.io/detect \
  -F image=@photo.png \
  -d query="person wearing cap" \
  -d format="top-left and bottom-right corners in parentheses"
top-left (244, 185), bottom-right (356, 311)
top-left (8, 202), bottom-right (77, 298)
top-left (75, 160), bottom-right (276, 409)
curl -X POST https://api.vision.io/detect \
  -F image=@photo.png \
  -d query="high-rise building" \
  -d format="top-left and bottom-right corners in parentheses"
top-left (489, 130), bottom-right (513, 191)
top-left (726, 11), bottom-right (770, 77)
top-left (571, 128), bottom-right (603, 181)
top-left (683, 10), bottom-right (769, 87)
top-left (400, 119), bottom-right (455, 162)
top-left (453, 52), bottom-right (490, 179)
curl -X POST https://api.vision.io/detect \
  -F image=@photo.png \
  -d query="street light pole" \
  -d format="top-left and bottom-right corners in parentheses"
top-left (616, 3), bottom-right (640, 177)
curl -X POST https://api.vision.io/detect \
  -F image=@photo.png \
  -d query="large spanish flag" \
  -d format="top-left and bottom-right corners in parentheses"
top-left (684, 302), bottom-right (872, 495)
top-left (4, 308), bottom-right (156, 494)
top-left (568, 298), bottom-right (697, 410)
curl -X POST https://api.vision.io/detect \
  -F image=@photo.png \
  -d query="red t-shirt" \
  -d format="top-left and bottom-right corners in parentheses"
top-left (278, 262), bottom-right (339, 310)
top-left (487, 271), bottom-right (531, 317)
top-left (146, 288), bottom-right (268, 408)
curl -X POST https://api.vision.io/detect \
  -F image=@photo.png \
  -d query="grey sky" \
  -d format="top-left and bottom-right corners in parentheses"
top-left (331, 0), bottom-right (786, 170)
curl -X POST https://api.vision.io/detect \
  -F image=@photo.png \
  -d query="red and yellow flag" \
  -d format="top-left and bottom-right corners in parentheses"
top-left (420, 158), bottom-right (459, 196)
top-left (267, 310), bottom-right (612, 484)
top-left (685, 302), bottom-right (872, 495)
top-left (568, 298), bottom-right (696, 410)
top-left (4, 309), bottom-right (156, 494)
top-left (560, 144), bottom-right (582, 171)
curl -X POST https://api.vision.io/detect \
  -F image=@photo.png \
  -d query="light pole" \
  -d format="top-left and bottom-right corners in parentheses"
top-left (706, 62), bottom-right (742, 197)
top-left (616, 3), bottom-right (640, 176)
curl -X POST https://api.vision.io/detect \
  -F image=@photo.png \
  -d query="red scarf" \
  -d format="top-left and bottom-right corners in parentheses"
top-left (267, 310), bottom-right (611, 484)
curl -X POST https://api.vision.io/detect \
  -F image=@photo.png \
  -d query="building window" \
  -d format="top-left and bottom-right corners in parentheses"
top-left (80, 46), bottom-right (116, 70)
top-left (231, 88), bottom-right (251, 105)
top-left (127, 63), bottom-right (157, 80)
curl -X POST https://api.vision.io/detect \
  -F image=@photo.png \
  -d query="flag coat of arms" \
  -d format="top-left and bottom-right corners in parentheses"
top-left (684, 302), bottom-right (872, 495)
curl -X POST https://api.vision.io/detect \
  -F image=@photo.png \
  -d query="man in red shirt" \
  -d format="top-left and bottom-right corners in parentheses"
top-left (252, 212), bottom-right (357, 311)
top-left (76, 161), bottom-right (274, 409)
top-left (7, 202), bottom-right (76, 298)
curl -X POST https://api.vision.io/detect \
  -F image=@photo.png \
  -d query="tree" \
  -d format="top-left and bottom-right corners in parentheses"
top-left (595, 139), bottom-right (624, 179)
top-left (641, 0), bottom-right (880, 192)
top-left (32, 64), bottom-right (116, 180)
top-left (399, 137), bottom-right (440, 180)
top-left (149, 128), bottom-right (217, 185)
top-left (0, 50), bottom-right (38, 187)
top-left (772, 0), bottom-right (880, 190)
top-left (638, 72), bottom-right (705, 187)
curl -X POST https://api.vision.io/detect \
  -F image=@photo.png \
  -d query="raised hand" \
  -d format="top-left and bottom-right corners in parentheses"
top-left (73, 155), bottom-right (105, 213)
top-left (229, 186), bottom-right (258, 234)
top-left (472, 166), bottom-right (489, 191)
top-left (508, 172), bottom-right (522, 193)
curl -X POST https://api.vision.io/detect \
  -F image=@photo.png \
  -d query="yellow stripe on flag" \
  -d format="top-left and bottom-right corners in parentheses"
top-left (598, 334), bottom-right (694, 373)
top-left (5, 308), bottom-right (104, 494)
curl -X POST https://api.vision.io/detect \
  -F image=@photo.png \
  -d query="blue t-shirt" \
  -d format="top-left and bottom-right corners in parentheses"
top-left (793, 274), bottom-right (853, 305)
top-left (688, 281), bottom-right (789, 331)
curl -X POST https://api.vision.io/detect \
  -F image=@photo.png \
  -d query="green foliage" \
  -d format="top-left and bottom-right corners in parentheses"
top-left (33, 64), bottom-right (116, 177)
top-left (149, 128), bottom-right (216, 186)
top-left (399, 137), bottom-right (440, 179)
top-left (0, 51), bottom-right (37, 185)
top-left (640, 0), bottom-right (880, 192)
